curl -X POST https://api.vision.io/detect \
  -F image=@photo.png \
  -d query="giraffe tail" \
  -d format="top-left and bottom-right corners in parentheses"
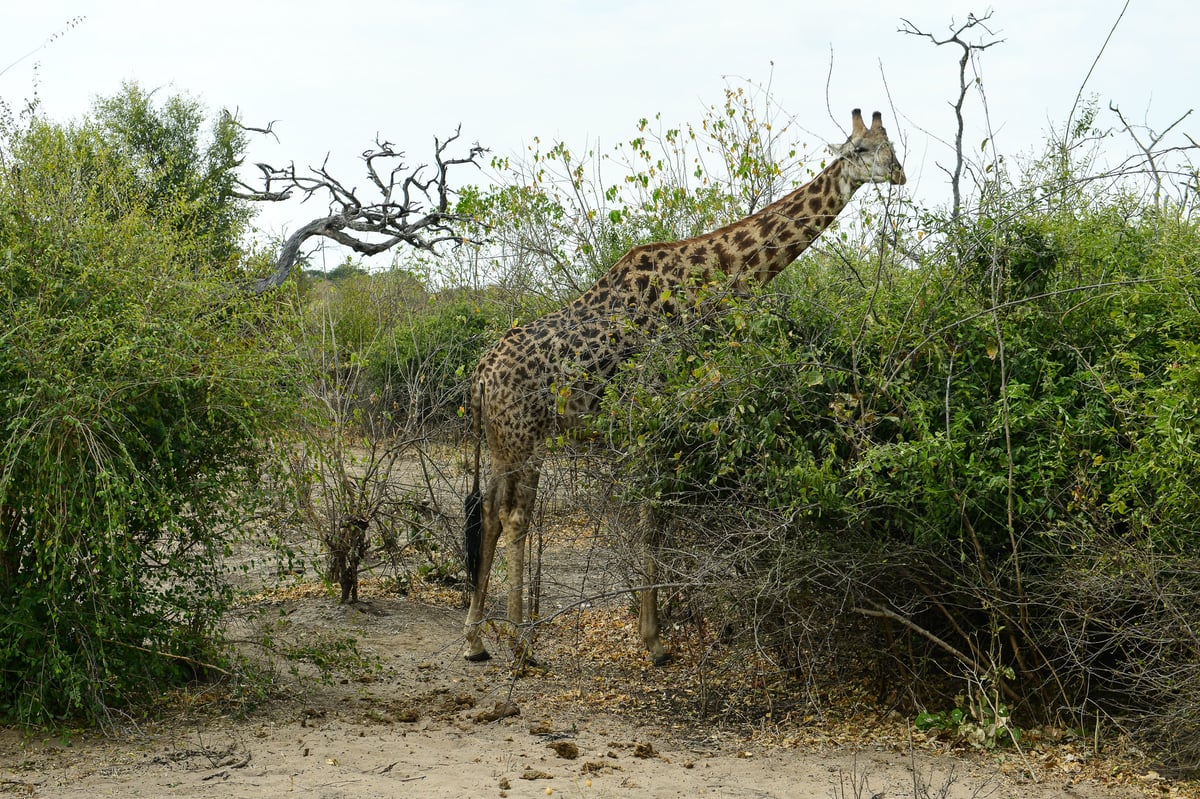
top-left (463, 381), bottom-right (483, 589)
top-left (464, 491), bottom-right (481, 588)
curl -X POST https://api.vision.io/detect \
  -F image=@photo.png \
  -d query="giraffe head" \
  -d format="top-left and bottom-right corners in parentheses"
top-left (831, 109), bottom-right (906, 187)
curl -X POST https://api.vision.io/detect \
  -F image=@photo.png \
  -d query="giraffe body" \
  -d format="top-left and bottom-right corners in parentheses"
top-left (463, 110), bottom-right (905, 664)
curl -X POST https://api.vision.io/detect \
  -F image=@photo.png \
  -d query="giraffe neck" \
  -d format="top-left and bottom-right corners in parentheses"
top-left (572, 157), bottom-right (862, 346)
top-left (724, 158), bottom-right (859, 288)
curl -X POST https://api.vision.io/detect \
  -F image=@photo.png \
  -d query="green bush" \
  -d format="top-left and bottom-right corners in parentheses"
top-left (0, 91), bottom-right (301, 724)
top-left (369, 293), bottom-right (497, 428)
top-left (600, 199), bottom-right (1200, 760)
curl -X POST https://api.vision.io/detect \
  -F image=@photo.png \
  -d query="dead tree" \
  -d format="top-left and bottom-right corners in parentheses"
top-left (232, 122), bottom-right (488, 293)
top-left (231, 121), bottom-right (487, 603)
top-left (899, 12), bottom-right (1003, 220)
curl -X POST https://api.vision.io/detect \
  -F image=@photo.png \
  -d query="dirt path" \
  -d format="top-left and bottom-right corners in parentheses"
top-left (1, 578), bottom-right (1167, 799)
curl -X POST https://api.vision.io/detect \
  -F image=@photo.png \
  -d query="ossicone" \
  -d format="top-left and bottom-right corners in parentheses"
top-left (850, 108), bottom-right (866, 136)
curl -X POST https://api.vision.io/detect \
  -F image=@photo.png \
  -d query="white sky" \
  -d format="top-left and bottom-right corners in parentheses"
top-left (3, 1), bottom-right (1196, 266)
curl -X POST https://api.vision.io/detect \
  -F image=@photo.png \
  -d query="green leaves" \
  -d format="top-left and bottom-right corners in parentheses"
top-left (91, 82), bottom-right (252, 268)
top-left (598, 170), bottom-right (1200, 747)
top-left (0, 85), bottom-right (302, 725)
top-left (602, 289), bottom-right (846, 516)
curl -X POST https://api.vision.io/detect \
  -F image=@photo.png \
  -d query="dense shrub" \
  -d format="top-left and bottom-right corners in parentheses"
top-left (0, 91), bottom-right (301, 725)
top-left (369, 293), bottom-right (497, 428)
top-left (600, 199), bottom-right (1200, 760)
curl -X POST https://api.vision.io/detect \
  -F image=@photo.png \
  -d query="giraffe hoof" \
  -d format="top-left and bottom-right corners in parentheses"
top-left (651, 652), bottom-right (673, 667)
top-left (464, 650), bottom-right (492, 663)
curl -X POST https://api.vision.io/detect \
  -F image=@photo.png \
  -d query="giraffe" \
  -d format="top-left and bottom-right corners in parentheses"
top-left (463, 109), bottom-right (905, 665)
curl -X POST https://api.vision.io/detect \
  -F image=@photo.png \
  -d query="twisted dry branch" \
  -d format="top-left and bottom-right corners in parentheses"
top-left (233, 124), bottom-right (488, 294)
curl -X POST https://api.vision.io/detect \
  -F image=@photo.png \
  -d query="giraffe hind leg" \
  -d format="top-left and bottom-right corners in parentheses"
top-left (640, 505), bottom-right (672, 666)
top-left (463, 477), bottom-right (505, 661)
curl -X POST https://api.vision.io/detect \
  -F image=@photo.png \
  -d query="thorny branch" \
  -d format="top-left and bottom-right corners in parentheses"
top-left (233, 122), bottom-right (488, 294)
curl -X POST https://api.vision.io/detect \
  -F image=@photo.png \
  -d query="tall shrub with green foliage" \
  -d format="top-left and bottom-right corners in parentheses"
top-left (91, 82), bottom-right (253, 268)
top-left (370, 293), bottom-right (496, 427)
top-left (0, 89), bottom-right (300, 725)
top-left (600, 174), bottom-right (1200, 760)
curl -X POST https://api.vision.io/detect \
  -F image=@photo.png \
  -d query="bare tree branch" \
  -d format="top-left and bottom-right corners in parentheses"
top-left (899, 11), bottom-right (1004, 220)
top-left (853, 600), bottom-right (982, 673)
top-left (222, 109), bottom-right (281, 141)
top-left (1109, 103), bottom-right (1196, 207)
top-left (230, 162), bottom-right (293, 202)
top-left (1066, 0), bottom-right (1130, 141)
top-left (232, 123), bottom-right (488, 294)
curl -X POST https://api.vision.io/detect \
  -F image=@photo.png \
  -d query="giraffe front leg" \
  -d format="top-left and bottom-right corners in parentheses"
top-left (503, 467), bottom-right (540, 665)
top-left (463, 608), bottom-right (490, 661)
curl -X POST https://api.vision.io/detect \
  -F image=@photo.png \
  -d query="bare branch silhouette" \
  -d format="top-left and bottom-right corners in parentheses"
top-left (232, 122), bottom-right (488, 293)
top-left (899, 11), bottom-right (1004, 219)
top-left (1109, 103), bottom-right (1197, 207)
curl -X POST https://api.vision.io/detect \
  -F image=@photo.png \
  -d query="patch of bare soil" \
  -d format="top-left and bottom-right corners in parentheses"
top-left (0, 531), bottom-right (1189, 799)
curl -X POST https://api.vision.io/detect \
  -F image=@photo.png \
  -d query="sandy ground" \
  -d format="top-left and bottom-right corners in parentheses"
top-left (0, 461), bottom-right (1182, 799)
top-left (1, 580), bottom-right (1169, 799)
